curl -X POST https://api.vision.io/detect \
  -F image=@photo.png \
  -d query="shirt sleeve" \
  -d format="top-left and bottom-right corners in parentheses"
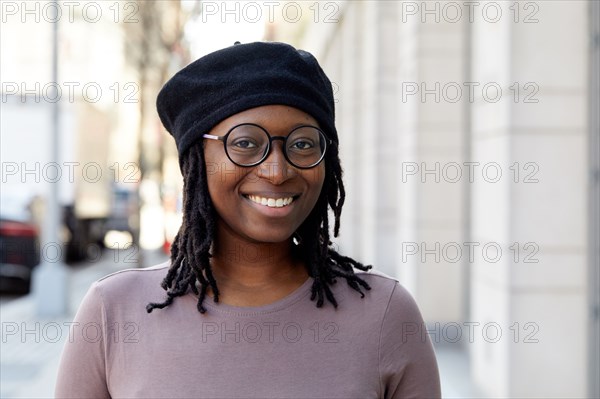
top-left (55, 282), bottom-right (111, 398)
top-left (379, 282), bottom-right (441, 399)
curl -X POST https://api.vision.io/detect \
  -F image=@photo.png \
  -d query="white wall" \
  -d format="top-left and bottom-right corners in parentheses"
top-left (281, 0), bottom-right (592, 396)
top-left (469, 1), bottom-right (590, 397)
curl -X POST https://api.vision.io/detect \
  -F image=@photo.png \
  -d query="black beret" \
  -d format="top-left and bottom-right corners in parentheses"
top-left (156, 41), bottom-right (337, 163)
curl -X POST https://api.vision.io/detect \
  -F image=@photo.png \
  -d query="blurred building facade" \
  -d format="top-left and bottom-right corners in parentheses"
top-left (271, 1), bottom-right (599, 397)
top-left (1, 1), bottom-right (137, 260)
top-left (1, 1), bottom-right (195, 261)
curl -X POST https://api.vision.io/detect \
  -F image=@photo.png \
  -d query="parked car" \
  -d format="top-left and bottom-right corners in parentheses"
top-left (0, 195), bottom-right (40, 294)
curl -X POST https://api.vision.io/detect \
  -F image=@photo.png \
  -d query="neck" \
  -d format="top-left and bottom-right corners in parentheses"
top-left (209, 222), bottom-right (306, 289)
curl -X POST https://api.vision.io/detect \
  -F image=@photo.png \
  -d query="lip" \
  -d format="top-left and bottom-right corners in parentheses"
top-left (241, 193), bottom-right (301, 218)
top-left (241, 191), bottom-right (302, 198)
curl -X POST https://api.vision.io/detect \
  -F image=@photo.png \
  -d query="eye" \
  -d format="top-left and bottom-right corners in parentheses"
top-left (289, 139), bottom-right (314, 150)
top-left (231, 138), bottom-right (259, 149)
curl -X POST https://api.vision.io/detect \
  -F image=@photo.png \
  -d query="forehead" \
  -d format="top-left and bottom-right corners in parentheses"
top-left (211, 105), bottom-right (319, 134)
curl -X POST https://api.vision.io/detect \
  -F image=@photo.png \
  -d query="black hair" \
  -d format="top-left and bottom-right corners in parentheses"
top-left (146, 137), bottom-right (372, 314)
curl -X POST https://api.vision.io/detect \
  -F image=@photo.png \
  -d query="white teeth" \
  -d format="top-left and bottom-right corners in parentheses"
top-left (247, 195), bottom-right (295, 208)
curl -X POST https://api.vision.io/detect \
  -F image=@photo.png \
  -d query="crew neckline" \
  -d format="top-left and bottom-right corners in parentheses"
top-left (191, 276), bottom-right (315, 316)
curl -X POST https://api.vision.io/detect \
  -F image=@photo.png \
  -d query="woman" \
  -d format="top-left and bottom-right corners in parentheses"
top-left (55, 41), bottom-right (441, 398)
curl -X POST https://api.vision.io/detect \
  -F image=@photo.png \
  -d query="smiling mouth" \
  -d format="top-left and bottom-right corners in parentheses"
top-left (242, 194), bottom-right (300, 208)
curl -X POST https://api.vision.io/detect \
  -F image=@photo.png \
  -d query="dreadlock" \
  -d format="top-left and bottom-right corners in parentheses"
top-left (146, 139), bottom-right (372, 314)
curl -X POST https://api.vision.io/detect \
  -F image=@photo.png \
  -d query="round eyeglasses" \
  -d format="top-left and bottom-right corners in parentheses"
top-left (202, 123), bottom-right (331, 169)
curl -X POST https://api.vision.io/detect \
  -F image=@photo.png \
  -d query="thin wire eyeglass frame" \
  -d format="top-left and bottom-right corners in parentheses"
top-left (202, 123), bottom-right (332, 169)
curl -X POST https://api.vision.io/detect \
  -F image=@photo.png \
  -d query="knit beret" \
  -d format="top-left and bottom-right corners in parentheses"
top-left (156, 41), bottom-right (337, 162)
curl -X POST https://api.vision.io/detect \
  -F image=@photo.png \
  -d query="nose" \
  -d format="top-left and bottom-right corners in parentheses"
top-left (256, 140), bottom-right (295, 184)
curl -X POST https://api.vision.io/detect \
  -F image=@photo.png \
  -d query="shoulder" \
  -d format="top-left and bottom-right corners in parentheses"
top-left (330, 267), bottom-right (419, 318)
top-left (354, 267), bottom-right (399, 287)
top-left (88, 261), bottom-right (170, 305)
top-left (352, 267), bottom-right (407, 303)
top-left (96, 261), bottom-right (169, 285)
top-left (360, 271), bottom-right (441, 397)
top-left (351, 268), bottom-right (423, 321)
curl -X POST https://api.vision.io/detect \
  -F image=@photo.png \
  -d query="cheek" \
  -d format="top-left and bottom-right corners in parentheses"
top-left (205, 162), bottom-right (239, 200)
top-left (303, 165), bottom-right (326, 201)
top-left (204, 162), bottom-right (219, 195)
top-left (203, 156), bottom-right (221, 200)
top-left (203, 146), bottom-right (237, 194)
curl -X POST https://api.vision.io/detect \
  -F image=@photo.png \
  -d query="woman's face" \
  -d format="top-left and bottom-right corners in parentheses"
top-left (203, 105), bottom-right (326, 244)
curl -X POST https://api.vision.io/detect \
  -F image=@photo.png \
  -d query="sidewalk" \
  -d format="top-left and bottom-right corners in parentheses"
top-left (435, 343), bottom-right (483, 398)
top-left (0, 248), bottom-right (169, 399)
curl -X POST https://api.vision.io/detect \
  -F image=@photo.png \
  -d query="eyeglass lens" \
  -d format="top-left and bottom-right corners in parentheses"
top-left (225, 125), bottom-right (326, 168)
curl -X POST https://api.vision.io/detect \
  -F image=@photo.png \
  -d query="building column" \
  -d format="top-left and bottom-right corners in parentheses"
top-left (395, 3), bottom-right (468, 325)
top-left (469, 2), bottom-right (590, 396)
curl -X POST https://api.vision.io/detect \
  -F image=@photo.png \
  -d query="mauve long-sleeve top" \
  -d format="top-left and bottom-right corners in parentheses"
top-left (55, 262), bottom-right (441, 398)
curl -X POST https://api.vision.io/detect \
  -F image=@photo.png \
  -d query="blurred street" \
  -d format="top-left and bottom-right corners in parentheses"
top-left (0, 248), bottom-right (168, 398)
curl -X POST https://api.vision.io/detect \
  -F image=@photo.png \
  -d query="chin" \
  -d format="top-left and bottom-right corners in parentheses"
top-left (242, 218), bottom-right (301, 243)
top-left (245, 230), bottom-right (294, 244)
